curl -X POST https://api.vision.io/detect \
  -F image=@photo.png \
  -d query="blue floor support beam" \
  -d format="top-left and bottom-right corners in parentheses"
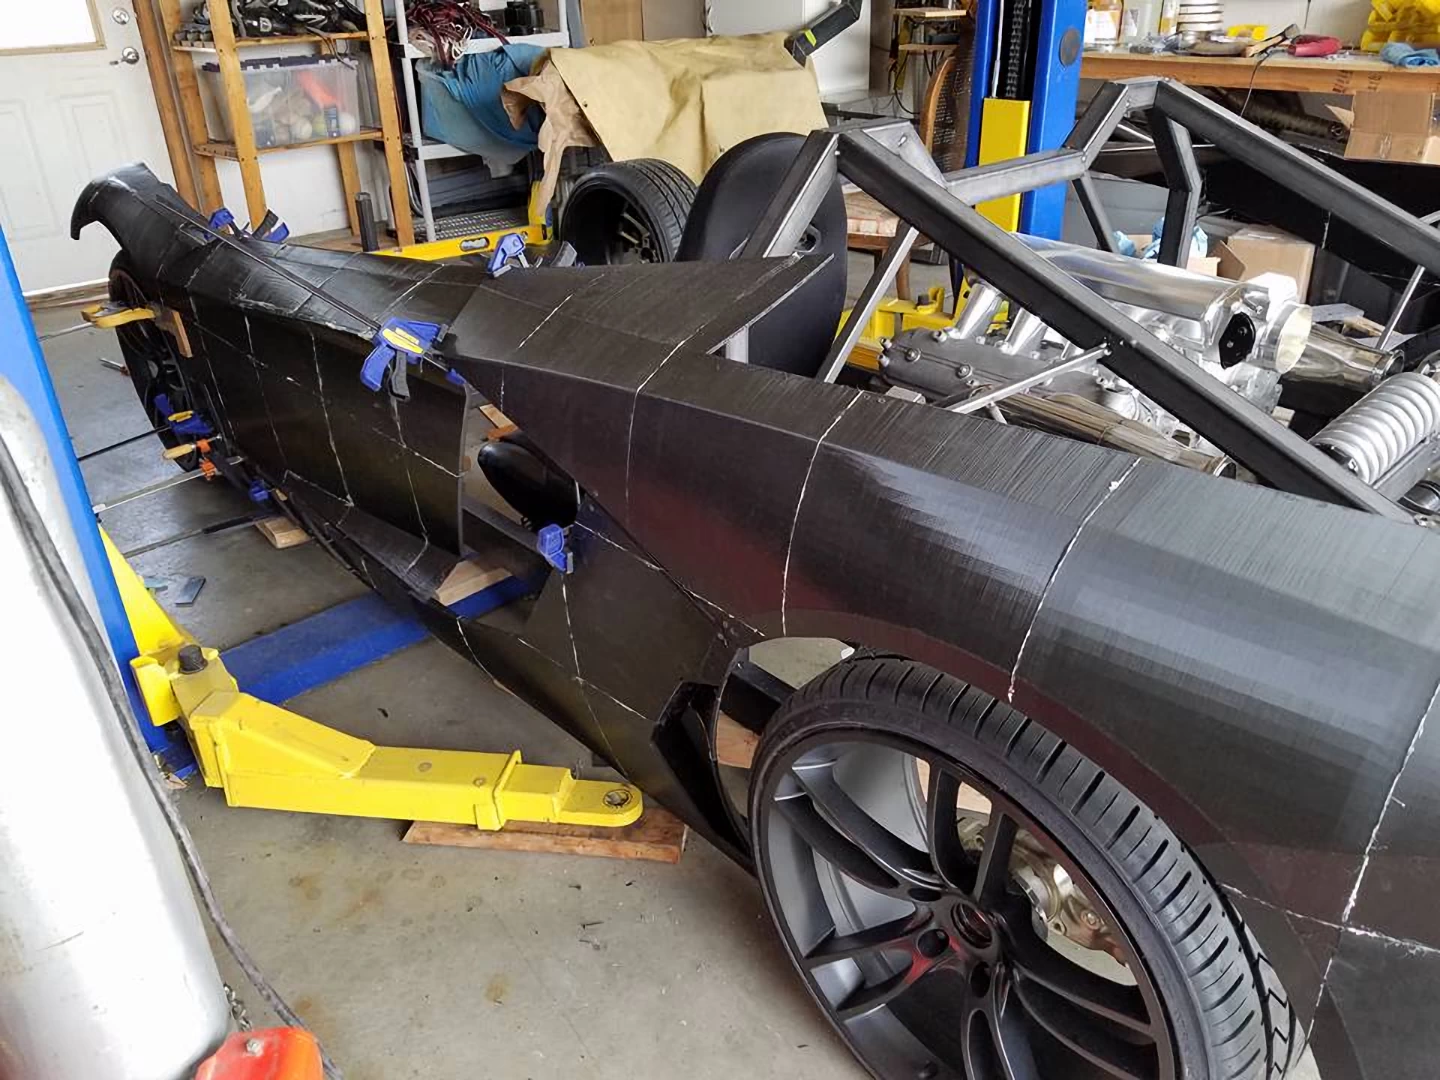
top-left (222, 575), bottom-right (536, 705)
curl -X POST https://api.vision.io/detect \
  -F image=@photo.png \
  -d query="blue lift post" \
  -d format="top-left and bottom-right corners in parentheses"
top-left (966, 0), bottom-right (1088, 239)
top-left (0, 230), bottom-right (194, 770)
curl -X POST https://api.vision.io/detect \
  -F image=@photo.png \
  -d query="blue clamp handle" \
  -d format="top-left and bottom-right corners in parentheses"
top-left (208, 208), bottom-right (238, 234)
top-left (488, 232), bottom-right (528, 275)
top-left (154, 393), bottom-right (214, 438)
top-left (360, 317), bottom-right (445, 397)
top-left (248, 480), bottom-right (272, 504)
top-left (536, 524), bottom-right (572, 574)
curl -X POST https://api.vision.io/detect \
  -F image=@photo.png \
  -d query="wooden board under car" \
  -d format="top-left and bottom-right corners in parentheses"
top-left (403, 805), bottom-right (688, 864)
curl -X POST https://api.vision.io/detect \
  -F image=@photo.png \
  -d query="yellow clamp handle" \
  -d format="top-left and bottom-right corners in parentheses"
top-left (82, 302), bottom-right (156, 329)
top-left (381, 325), bottom-right (427, 356)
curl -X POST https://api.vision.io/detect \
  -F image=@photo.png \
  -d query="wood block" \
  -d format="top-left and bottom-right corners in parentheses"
top-left (479, 403), bottom-right (513, 428)
top-left (403, 805), bottom-right (688, 864)
top-left (157, 306), bottom-right (193, 356)
top-left (255, 515), bottom-right (311, 549)
top-left (715, 710), bottom-right (759, 769)
top-left (433, 560), bottom-right (512, 607)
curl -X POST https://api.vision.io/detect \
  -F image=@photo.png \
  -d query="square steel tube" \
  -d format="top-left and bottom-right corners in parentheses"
top-left (834, 129), bottom-right (1407, 519)
top-left (1154, 81), bottom-right (1440, 279)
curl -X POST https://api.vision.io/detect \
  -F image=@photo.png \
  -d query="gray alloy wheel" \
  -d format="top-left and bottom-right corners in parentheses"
top-left (749, 655), bottom-right (1301, 1080)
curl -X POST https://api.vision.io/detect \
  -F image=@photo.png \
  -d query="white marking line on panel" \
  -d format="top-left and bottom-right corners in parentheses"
top-left (558, 574), bottom-right (620, 761)
top-left (311, 336), bottom-right (353, 502)
top-left (513, 282), bottom-right (588, 352)
top-left (1008, 459), bottom-right (1140, 704)
top-left (779, 393), bottom-right (862, 636)
top-left (1341, 678), bottom-right (1438, 924)
top-left (573, 521), bottom-right (664, 574)
top-left (1312, 671), bottom-right (1440, 1019)
top-left (622, 341), bottom-right (686, 512)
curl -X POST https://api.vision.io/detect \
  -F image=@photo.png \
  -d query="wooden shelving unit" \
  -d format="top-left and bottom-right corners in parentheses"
top-left (156, 0), bottom-right (414, 245)
top-left (172, 31), bottom-right (369, 52)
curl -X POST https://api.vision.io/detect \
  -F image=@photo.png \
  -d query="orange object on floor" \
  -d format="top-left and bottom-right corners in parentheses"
top-left (194, 1029), bottom-right (322, 1080)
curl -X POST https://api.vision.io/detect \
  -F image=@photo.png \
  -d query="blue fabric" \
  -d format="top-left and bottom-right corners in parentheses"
top-left (1382, 41), bottom-right (1440, 67)
top-left (420, 44), bottom-right (545, 163)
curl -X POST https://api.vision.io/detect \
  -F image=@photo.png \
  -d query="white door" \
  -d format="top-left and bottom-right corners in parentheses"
top-left (0, 1), bottom-right (175, 293)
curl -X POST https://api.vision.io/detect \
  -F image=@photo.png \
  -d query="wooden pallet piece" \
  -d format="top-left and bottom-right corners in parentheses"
top-left (715, 711), bottom-right (759, 769)
top-left (403, 805), bottom-right (688, 864)
top-left (433, 560), bottom-right (512, 606)
top-left (255, 515), bottom-right (311, 549)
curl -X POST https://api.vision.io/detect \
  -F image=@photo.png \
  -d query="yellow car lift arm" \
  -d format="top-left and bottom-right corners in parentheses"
top-left (106, 531), bottom-right (641, 831)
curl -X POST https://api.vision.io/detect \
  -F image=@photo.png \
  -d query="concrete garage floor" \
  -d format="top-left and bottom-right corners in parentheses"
top-left (35, 260), bottom-right (1318, 1079)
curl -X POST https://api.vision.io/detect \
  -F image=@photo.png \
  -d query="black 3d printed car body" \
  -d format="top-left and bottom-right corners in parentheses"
top-left (75, 78), bottom-right (1440, 1079)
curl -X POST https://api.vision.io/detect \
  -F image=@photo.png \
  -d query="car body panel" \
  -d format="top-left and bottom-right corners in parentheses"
top-left (75, 163), bottom-right (1440, 1078)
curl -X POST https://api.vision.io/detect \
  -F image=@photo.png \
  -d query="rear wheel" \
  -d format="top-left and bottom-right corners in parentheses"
top-left (559, 159), bottom-right (696, 266)
top-left (750, 655), bottom-right (1301, 1080)
top-left (109, 257), bottom-right (198, 470)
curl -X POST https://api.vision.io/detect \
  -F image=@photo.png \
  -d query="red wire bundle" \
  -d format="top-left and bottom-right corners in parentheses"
top-left (405, 0), bottom-right (509, 67)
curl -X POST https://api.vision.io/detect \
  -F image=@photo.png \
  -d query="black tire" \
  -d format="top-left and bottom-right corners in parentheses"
top-left (108, 255), bottom-right (199, 471)
top-left (559, 159), bottom-right (696, 266)
top-left (749, 655), bottom-right (1303, 1080)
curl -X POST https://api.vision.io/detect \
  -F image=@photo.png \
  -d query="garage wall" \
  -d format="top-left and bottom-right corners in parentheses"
top-left (642, 0), bottom-right (704, 40)
top-left (213, 150), bottom-right (369, 237)
top-left (708, 0), bottom-right (874, 96)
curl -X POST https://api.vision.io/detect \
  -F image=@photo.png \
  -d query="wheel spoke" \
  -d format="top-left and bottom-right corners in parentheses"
top-left (792, 764), bottom-right (939, 892)
top-left (992, 971), bottom-right (1043, 1080)
top-left (1007, 925), bottom-right (1153, 1035)
top-left (834, 950), bottom-right (948, 1023)
top-left (1013, 968), bottom-right (1157, 1080)
top-left (802, 911), bottom-right (933, 970)
top-left (775, 791), bottom-right (903, 894)
top-left (971, 809), bottom-right (1019, 907)
top-left (925, 763), bottom-right (972, 890)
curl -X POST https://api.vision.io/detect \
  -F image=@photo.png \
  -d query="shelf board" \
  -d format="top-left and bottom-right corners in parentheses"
top-left (195, 128), bottom-right (382, 159)
top-left (893, 7), bottom-right (970, 18)
top-left (403, 134), bottom-right (473, 161)
top-left (401, 29), bottom-right (569, 59)
top-left (172, 31), bottom-right (367, 52)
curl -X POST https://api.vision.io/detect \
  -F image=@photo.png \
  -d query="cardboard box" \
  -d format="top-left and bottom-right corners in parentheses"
top-left (1345, 91), bottom-right (1440, 165)
top-left (1215, 226), bottom-right (1315, 299)
top-left (1124, 234), bottom-right (1220, 277)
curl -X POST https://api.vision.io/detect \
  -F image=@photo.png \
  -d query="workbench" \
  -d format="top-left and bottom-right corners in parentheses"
top-left (1081, 49), bottom-right (1440, 95)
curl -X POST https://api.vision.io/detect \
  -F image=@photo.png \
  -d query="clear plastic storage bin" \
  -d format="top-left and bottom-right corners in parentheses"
top-left (202, 56), bottom-right (363, 149)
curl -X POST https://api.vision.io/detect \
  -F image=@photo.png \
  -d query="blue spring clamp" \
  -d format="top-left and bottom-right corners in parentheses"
top-left (360, 317), bottom-right (445, 400)
top-left (536, 525), bottom-right (572, 574)
top-left (488, 232), bottom-right (529, 275)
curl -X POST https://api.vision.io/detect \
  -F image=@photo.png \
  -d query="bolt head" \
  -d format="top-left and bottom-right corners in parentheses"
top-left (604, 788), bottom-right (633, 808)
top-left (244, 1038), bottom-right (263, 1056)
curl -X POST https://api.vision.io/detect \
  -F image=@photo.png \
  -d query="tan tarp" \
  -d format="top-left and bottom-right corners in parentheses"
top-left (503, 33), bottom-right (827, 205)
top-left (503, 62), bottom-right (599, 206)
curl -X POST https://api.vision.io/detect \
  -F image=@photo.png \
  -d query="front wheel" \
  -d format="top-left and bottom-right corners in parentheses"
top-left (749, 655), bottom-right (1302, 1080)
